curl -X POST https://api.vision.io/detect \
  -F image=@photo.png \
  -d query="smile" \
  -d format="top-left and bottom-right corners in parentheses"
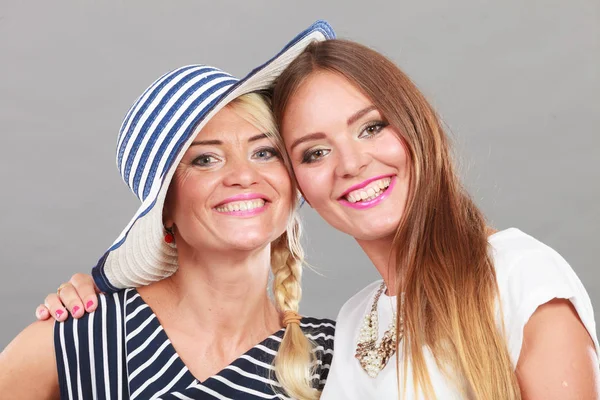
top-left (215, 199), bottom-right (266, 212)
top-left (344, 177), bottom-right (391, 203)
top-left (339, 176), bottom-right (395, 210)
top-left (214, 194), bottom-right (269, 217)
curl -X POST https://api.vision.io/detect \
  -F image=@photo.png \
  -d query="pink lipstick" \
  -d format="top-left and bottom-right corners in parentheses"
top-left (339, 176), bottom-right (396, 210)
top-left (214, 193), bottom-right (269, 217)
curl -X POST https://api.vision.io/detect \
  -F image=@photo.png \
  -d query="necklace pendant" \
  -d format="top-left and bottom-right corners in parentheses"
top-left (354, 282), bottom-right (403, 378)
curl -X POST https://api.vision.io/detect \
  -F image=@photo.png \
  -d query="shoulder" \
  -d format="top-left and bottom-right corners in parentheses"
top-left (54, 289), bottom-right (133, 370)
top-left (489, 228), bottom-right (599, 363)
top-left (0, 319), bottom-right (59, 398)
top-left (489, 228), bottom-right (575, 285)
top-left (54, 289), bottom-right (133, 399)
top-left (57, 289), bottom-right (131, 335)
top-left (490, 228), bottom-right (592, 310)
top-left (96, 289), bottom-right (131, 311)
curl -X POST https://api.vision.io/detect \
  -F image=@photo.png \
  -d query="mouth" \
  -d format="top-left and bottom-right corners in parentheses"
top-left (215, 198), bottom-right (267, 213)
top-left (341, 176), bottom-right (392, 203)
top-left (339, 176), bottom-right (395, 209)
top-left (214, 193), bottom-right (270, 216)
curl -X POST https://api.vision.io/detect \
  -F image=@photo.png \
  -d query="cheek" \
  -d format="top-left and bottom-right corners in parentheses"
top-left (169, 170), bottom-right (210, 217)
top-left (378, 132), bottom-right (409, 172)
top-left (293, 164), bottom-right (333, 207)
top-left (265, 164), bottom-right (294, 205)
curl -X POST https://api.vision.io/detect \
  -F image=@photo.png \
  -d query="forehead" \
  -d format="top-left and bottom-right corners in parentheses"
top-left (194, 105), bottom-right (262, 142)
top-left (282, 71), bottom-right (372, 134)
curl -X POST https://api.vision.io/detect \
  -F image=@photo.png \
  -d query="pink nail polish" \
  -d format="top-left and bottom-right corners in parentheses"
top-left (56, 310), bottom-right (64, 318)
top-left (73, 306), bottom-right (80, 314)
top-left (86, 300), bottom-right (94, 310)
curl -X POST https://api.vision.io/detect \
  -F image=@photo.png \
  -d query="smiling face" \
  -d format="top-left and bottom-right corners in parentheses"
top-left (281, 71), bottom-right (410, 241)
top-left (164, 102), bottom-right (293, 255)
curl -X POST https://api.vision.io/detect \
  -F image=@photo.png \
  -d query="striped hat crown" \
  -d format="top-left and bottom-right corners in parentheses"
top-left (116, 66), bottom-right (238, 202)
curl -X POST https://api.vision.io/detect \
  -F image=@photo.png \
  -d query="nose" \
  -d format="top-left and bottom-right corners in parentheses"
top-left (222, 156), bottom-right (260, 188)
top-left (334, 140), bottom-right (370, 178)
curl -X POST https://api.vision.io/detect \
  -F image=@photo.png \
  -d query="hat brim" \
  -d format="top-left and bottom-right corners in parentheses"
top-left (93, 20), bottom-right (335, 292)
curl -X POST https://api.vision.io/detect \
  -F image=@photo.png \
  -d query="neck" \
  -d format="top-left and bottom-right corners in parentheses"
top-left (356, 234), bottom-right (399, 296)
top-left (141, 243), bottom-right (281, 346)
top-left (356, 226), bottom-right (498, 297)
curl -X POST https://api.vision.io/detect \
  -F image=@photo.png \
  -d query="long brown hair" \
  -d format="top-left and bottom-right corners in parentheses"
top-left (273, 40), bottom-right (521, 399)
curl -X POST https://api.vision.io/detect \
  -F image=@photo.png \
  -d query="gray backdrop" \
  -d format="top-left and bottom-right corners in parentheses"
top-left (1, 0), bottom-right (598, 350)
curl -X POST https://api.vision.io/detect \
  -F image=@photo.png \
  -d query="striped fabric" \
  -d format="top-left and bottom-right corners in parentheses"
top-left (54, 289), bottom-right (335, 399)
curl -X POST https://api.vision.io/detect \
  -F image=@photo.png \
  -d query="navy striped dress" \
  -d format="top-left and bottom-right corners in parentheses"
top-left (54, 288), bottom-right (335, 399)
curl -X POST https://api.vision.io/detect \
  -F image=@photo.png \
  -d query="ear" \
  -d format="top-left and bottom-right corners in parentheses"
top-left (162, 196), bottom-right (174, 228)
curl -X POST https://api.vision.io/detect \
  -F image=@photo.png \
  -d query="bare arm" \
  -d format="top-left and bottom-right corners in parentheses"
top-left (0, 319), bottom-right (60, 399)
top-left (517, 298), bottom-right (600, 399)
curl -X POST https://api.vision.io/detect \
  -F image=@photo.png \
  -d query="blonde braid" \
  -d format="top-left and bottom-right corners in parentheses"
top-left (271, 214), bottom-right (320, 400)
top-left (227, 91), bottom-right (320, 399)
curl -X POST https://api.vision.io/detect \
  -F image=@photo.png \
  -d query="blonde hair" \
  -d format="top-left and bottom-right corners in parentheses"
top-left (229, 93), bottom-right (320, 400)
top-left (273, 41), bottom-right (521, 399)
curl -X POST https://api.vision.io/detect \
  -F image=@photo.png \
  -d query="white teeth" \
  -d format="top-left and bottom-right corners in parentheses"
top-left (215, 199), bottom-right (265, 212)
top-left (345, 177), bottom-right (391, 203)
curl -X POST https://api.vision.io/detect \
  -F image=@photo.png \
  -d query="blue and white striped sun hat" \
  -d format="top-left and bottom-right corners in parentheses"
top-left (91, 20), bottom-right (335, 293)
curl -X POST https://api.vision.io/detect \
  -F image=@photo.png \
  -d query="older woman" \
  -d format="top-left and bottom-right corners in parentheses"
top-left (0, 22), bottom-right (336, 400)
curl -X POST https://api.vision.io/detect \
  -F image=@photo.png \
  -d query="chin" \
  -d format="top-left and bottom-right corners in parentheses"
top-left (346, 219), bottom-right (400, 242)
top-left (224, 230), bottom-right (276, 251)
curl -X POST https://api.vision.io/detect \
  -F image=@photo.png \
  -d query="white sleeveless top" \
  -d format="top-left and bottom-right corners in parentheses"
top-left (321, 228), bottom-right (599, 399)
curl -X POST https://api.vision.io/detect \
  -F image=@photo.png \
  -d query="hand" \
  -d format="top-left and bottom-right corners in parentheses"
top-left (35, 273), bottom-right (101, 322)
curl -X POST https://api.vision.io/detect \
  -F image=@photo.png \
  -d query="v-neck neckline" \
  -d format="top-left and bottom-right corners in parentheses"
top-left (124, 288), bottom-right (291, 387)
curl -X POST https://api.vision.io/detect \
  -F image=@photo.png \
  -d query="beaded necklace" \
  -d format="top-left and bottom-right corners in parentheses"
top-left (355, 282), bottom-right (405, 377)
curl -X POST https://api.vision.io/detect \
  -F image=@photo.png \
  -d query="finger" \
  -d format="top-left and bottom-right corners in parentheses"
top-left (44, 293), bottom-right (68, 322)
top-left (35, 304), bottom-right (50, 320)
top-left (57, 283), bottom-right (85, 318)
top-left (70, 273), bottom-right (100, 312)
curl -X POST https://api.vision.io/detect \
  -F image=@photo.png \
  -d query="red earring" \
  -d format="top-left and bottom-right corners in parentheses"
top-left (164, 227), bottom-right (175, 244)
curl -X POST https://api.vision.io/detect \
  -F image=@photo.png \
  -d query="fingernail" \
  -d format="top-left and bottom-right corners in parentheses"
top-left (86, 300), bottom-right (94, 310)
top-left (38, 309), bottom-right (47, 317)
top-left (73, 306), bottom-right (80, 314)
top-left (56, 309), bottom-right (64, 318)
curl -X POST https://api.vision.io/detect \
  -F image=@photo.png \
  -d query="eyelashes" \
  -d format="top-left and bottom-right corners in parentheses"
top-left (359, 121), bottom-right (388, 138)
top-left (251, 146), bottom-right (281, 161)
top-left (192, 154), bottom-right (221, 167)
top-left (300, 120), bottom-right (389, 164)
top-left (191, 146), bottom-right (281, 168)
top-left (301, 148), bottom-right (331, 164)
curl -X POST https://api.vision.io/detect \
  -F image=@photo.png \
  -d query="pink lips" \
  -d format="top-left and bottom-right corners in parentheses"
top-left (214, 193), bottom-right (269, 217)
top-left (338, 176), bottom-right (396, 210)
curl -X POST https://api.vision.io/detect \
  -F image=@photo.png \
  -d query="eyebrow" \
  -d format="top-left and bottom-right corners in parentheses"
top-left (289, 132), bottom-right (327, 151)
top-left (190, 133), bottom-right (268, 147)
top-left (347, 105), bottom-right (378, 126)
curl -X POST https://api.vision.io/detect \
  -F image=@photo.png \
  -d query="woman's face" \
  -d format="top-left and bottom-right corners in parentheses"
top-left (281, 71), bottom-right (410, 241)
top-left (166, 105), bottom-right (293, 255)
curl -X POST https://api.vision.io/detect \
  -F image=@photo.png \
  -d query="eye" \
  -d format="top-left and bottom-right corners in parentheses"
top-left (358, 121), bottom-right (388, 139)
top-left (252, 147), bottom-right (280, 161)
top-left (192, 154), bottom-right (220, 167)
top-left (301, 148), bottom-right (331, 164)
